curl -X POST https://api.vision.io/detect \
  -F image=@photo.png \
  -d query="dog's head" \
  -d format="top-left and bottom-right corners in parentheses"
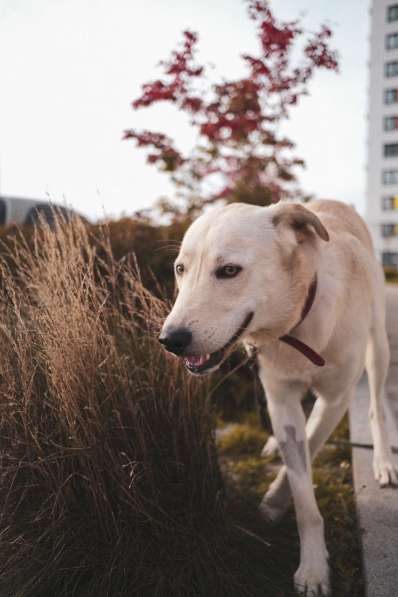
top-left (159, 202), bottom-right (329, 375)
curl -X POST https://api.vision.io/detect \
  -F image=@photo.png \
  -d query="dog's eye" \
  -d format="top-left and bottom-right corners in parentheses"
top-left (215, 264), bottom-right (242, 279)
top-left (175, 263), bottom-right (185, 275)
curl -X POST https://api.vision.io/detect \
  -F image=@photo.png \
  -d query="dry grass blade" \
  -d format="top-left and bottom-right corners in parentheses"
top-left (0, 215), bottom-right (282, 597)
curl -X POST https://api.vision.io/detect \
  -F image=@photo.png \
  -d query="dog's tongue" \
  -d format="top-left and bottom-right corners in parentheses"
top-left (184, 354), bottom-right (210, 368)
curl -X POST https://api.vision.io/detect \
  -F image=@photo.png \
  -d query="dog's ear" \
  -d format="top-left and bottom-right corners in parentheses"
top-left (271, 203), bottom-right (329, 252)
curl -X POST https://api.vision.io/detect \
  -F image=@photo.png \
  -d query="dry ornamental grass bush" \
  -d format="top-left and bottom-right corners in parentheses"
top-left (0, 218), bottom-right (276, 419)
top-left (0, 218), bottom-right (286, 597)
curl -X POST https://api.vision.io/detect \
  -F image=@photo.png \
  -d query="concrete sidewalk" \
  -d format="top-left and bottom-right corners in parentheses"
top-left (385, 285), bottom-right (398, 427)
top-left (349, 285), bottom-right (398, 597)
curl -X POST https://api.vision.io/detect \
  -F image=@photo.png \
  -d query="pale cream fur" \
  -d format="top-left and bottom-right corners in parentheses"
top-left (160, 199), bottom-right (397, 596)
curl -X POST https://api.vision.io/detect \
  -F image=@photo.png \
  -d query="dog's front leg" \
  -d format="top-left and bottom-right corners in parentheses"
top-left (259, 382), bottom-right (330, 596)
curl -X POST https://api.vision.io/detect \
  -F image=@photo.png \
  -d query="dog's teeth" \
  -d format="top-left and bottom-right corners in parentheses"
top-left (185, 355), bottom-right (203, 367)
top-left (184, 353), bottom-right (212, 369)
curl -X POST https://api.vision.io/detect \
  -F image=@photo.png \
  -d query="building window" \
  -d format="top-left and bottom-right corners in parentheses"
top-left (386, 33), bottom-right (398, 49)
top-left (384, 142), bottom-right (398, 156)
top-left (388, 5), bottom-right (398, 22)
top-left (385, 88), bottom-right (398, 103)
top-left (384, 115), bottom-right (398, 130)
top-left (382, 195), bottom-right (398, 209)
top-left (385, 61), bottom-right (398, 77)
top-left (382, 251), bottom-right (398, 268)
top-left (381, 223), bottom-right (398, 236)
top-left (383, 169), bottom-right (398, 184)
top-left (0, 200), bottom-right (5, 226)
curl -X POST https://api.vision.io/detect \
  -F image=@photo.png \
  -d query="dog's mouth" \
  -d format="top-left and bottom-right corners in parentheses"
top-left (183, 312), bottom-right (254, 376)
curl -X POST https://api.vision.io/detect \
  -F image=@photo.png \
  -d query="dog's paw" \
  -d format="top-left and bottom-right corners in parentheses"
top-left (258, 497), bottom-right (287, 524)
top-left (373, 456), bottom-right (398, 487)
top-left (294, 554), bottom-right (330, 596)
top-left (261, 435), bottom-right (279, 458)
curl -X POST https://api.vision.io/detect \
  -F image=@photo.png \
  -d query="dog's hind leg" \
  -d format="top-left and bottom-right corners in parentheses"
top-left (366, 318), bottom-right (398, 486)
top-left (261, 435), bottom-right (279, 458)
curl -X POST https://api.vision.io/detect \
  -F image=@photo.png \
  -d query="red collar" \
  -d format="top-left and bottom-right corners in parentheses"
top-left (279, 276), bottom-right (325, 367)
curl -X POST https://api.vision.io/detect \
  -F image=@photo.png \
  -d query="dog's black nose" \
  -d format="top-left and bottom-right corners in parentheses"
top-left (159, 327), bottom-right (192, 355)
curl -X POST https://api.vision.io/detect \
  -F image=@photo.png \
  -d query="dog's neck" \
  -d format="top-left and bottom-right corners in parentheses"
top-left (297, 275), bottom-right (318, 325)
top-left (279, 274), bottom-right (325, 367)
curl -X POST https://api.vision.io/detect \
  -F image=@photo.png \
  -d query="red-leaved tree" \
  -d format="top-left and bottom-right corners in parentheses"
top-left (124, 0), bottom-right (338, 218)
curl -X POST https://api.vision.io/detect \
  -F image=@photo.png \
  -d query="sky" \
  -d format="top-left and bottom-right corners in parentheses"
top-left (0, 0), bottom-right (369, 221)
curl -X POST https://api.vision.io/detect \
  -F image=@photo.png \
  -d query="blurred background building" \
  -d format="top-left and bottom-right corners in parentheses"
top-left (367, 0), bottom-right (398, 270)
top-left (0, 195), bottom-right (76, 226)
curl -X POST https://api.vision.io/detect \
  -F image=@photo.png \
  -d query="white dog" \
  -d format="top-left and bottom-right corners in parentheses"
top-left (159, 199), bottom-right (397, 596)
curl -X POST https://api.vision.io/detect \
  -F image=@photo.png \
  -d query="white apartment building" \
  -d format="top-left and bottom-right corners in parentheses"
top-left (367, 0), bottom-right (398, 270)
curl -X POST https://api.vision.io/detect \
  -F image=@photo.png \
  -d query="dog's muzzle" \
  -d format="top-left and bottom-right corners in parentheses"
top-left (158, 327), bottom-right (192, 356)
top-left (159, 312), bottom-right (254, 376)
